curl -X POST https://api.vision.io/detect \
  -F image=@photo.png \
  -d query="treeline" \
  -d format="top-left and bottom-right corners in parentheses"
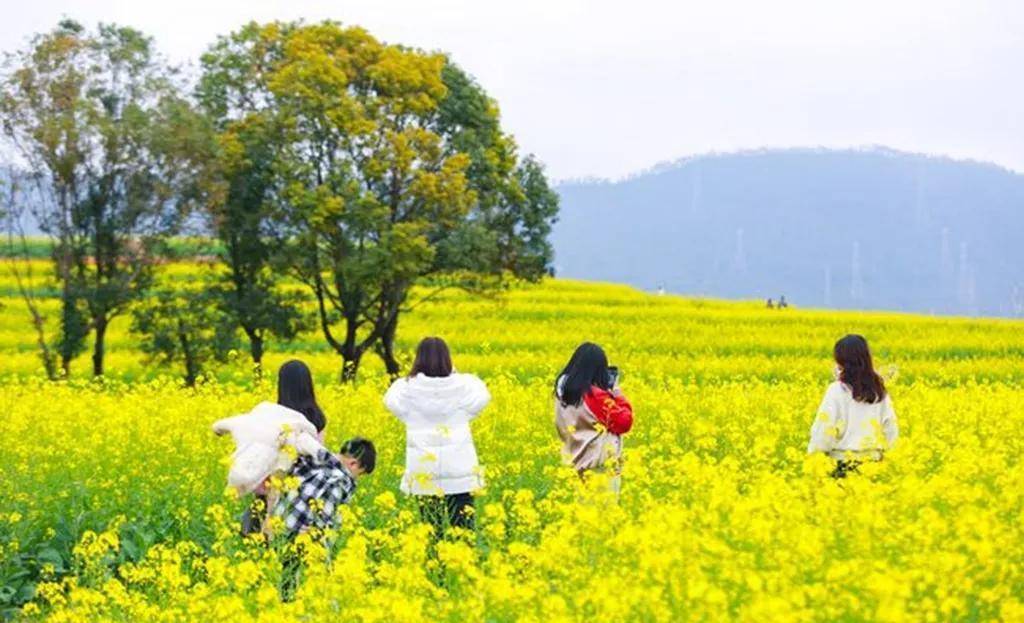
top-left (0, 237), bottom-right (223, 259)
top-left (0, 20), bottom-right (558, 385)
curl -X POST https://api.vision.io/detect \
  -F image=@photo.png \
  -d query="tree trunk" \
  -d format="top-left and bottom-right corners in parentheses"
top-left (246, 328), bottom-right (264, 380)
top-left (375, 314), bottom-right (401, 377)
top-left (339, 311), bottom-right (363, 383)
top-left (29, 311), bottom-right (57, 380)
top-left (58, 289), bottom-right (79, 377)
top-left (340, 351), bottom-right (363, 383)
top-left (57, 281), bottom-right (91, 378)
top-left (179, 327), bottom-right (198, 387)
top-left (36, 330), bottom-right (58, 381)
top-left (92, 316), bottom-right (108, 377)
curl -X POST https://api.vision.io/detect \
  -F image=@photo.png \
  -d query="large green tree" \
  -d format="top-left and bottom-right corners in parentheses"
top-left (200, 21), bottom-right (558, 380)
top-left (196, 28), bottom-right (304, 374)
top-left (0, 20), bottom-right (206, 376)
top-left (371, 63), bottom-right (560, 374)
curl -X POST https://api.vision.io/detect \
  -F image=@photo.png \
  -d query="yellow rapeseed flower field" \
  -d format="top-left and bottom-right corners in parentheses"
top-left (1, 260), bottom-right (1023, 621)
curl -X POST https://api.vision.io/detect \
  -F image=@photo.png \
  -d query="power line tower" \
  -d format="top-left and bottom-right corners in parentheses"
top-left (733, 228), bottom-right (746, 273)
top-left (850, 241), bottom-right (864, 301)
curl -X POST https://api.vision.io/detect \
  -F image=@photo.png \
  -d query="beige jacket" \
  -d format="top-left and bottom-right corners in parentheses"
top-left (554, 384), bottom-right (633, 472)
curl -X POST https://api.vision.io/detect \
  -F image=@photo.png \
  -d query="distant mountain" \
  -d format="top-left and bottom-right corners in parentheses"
top-left (552, 147), bottom-right (1024, 317)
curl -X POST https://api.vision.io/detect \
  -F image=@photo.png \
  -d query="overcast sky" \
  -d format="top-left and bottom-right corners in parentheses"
top-left (3, 0), bottom-right (1022, 180)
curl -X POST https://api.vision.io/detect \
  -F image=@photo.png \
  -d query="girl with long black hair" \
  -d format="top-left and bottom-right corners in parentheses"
top-left (554, 342), bottom-right (634, 492)
top-left (807, 334), bottom-right (899, 477)
top-left (277, 359), bottom-right (327, 439)
top-left (214, 359), bottom-right (329, 534)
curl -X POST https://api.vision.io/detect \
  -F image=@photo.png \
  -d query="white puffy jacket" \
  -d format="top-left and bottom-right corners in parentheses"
top-left (212, 402), bottom-right (324, 494)
top-left (384, 373), bottom-right (490, 495)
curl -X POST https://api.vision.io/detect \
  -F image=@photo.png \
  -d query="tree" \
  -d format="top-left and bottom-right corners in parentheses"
top-left (200, 22), bottom-right (559, 381)
top-left (0, 20), bottom-right (205, 376)
top-left (131, 286), bottom-right (238, 387)
top-left (370, 64), bottom-right (560, 375)
top-left (1, 170), bottom-right (58, 378)
top-left (196, 28), bottom-right (304, 374)
top-left (1, 20), bottom-right (93, 374)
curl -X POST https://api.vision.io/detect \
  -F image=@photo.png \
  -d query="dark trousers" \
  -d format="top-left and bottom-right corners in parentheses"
top-left (417, 493), bottom-right (475, 538)
top-left (831, 459), bottom-right (861, 479)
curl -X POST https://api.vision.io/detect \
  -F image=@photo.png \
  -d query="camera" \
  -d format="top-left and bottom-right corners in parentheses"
top-left (607, 366), bottom-right (621, 387)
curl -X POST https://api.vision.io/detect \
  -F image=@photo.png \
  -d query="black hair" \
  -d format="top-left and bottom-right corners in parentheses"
top-left (277, 359), bottom-right (326, 432)
top-left (409, 337), bottom-right (453, 378)
top-left (834, 334), bottom-right (887, 404)
top-left (555, 342), bottom-right (611, 407)
top-left (340, 437), bottom-right (377, 474)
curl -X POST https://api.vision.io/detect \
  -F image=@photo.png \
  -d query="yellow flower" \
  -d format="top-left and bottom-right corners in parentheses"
top-left (0, 270), bottom-right (1021, 621)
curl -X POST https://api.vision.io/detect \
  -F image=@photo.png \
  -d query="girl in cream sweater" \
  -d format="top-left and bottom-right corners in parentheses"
top-left (808, 334), bottom-right (898, 477)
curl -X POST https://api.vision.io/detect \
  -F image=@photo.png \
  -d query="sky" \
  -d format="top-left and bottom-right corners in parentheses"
top-left (2, 0), bottom-right (1023, 180)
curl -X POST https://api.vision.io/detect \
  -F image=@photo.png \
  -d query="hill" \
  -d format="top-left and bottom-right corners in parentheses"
top-left (552, 147), bottom-right (1024, 317)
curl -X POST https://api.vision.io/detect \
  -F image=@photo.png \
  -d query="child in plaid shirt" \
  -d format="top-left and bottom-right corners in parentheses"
top-left (269, 437), bottom-right (377, 537)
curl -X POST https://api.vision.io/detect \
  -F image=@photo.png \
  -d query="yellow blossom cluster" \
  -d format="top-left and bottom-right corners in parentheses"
top-left (0, 267), bottom-right (1023, 621)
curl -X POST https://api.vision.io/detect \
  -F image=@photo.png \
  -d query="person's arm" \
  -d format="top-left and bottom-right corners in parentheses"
top-left (881, 395), bottom-right (899, 449)
top-left (291, 431), bottom-right (328, 457)
top-left (383, 379), bottom-right (408, 420)
top-left (807, 385), bottom-right (841, 454)
top-left (461, 375), bottom-right (491, 420)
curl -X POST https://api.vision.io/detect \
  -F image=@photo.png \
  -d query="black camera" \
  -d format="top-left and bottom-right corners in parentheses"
top-left (607, 366), bottom-right (621, 387)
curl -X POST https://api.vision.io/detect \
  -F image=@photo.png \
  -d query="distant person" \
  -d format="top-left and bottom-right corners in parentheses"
top-left (766, 298), bottom-right (775, 309)
top-left (554, 343), bottom-right (634, 493)
top-left (384, 337), bottom-right (490, 537)
top-left (778, 295), bottom-right (789, 308)
top-left (807, 335), bottom-right (898, 478)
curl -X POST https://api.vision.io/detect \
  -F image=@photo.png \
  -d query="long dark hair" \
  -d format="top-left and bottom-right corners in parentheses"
top-left (409, 337), bottom-right (453, 378)
top-left (277, 360), bottom-right (326, 432)
top-left (555, 342), bottom-right (611, 406)
top-left (834, 334), bottom-right (886, 404)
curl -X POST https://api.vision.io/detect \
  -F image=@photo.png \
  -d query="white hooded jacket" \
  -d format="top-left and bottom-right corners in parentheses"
top-left (212, 402), bottom-right (324, 494)
top-left (384, 373), bottom-right (490, 495)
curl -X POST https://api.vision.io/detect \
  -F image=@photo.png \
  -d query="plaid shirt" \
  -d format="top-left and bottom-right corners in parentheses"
top-left (273, 449), bottom-right (356, 535)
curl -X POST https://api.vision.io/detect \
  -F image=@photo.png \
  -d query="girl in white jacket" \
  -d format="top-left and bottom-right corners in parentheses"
top-left (808, 335), bottom-right (899, 478)
top-left (384, 337), bottom-right (490, 535)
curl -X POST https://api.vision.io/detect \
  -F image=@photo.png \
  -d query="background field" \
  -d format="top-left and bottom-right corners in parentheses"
top-left (1, 259), bottom-right (1023, 621)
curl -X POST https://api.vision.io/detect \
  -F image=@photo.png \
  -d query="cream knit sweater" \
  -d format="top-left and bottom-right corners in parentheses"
top-left (807, 382), bottom-right (899, 460)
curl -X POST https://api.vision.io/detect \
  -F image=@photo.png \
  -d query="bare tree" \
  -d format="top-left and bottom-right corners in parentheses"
top-left (1, 171), bottom-right (58, 378)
